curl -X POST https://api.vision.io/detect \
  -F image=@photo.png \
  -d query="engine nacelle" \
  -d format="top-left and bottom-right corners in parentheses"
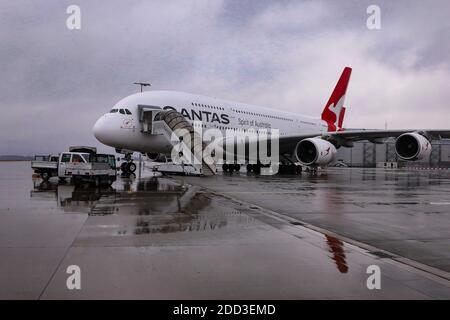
top-left (395, 133), bottom-right (432, 161)
top-left (295, 138), bottom-right (337, 166)
top-left (146, 153), bottom-right (167, 162)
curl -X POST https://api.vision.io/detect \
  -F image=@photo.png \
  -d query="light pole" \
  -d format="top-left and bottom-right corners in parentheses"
top-left (133, 82), bottom-right (151, 92)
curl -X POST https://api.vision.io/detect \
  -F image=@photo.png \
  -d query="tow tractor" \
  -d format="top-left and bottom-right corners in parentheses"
top-left (31, 146), bottom-right (117, 186)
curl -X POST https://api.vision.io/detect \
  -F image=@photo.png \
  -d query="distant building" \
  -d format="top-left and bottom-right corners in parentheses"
top-left (335, 139), bottom-right (450, 168)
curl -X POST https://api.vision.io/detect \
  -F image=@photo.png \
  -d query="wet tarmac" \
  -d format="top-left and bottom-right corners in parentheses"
top-left (1, 161), bottom-right (450, 299)
top-left (184, 168), bottom-right (450, 275)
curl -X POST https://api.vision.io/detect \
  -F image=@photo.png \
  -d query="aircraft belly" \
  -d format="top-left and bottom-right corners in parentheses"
top-left (136, 133), bottom-right (172, 154)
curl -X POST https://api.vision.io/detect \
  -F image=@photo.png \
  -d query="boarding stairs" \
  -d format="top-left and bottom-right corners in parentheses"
top-left (139, 107), bottom-right (216, 176)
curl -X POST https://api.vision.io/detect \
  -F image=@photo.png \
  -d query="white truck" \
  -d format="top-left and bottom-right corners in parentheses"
top-left (31, 147), bottom-right (117, 186)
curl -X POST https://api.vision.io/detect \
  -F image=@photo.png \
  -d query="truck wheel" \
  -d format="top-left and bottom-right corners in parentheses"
top-left (41, 171), bottom-right (50, 181)
top-left (127, 162), bottom-right (137, 173)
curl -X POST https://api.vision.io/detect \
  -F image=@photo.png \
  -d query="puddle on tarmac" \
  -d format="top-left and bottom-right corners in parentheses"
top-left (28, 169), bottom-right (358, 274)
top-left (30, 175), bottom-right (258, 237)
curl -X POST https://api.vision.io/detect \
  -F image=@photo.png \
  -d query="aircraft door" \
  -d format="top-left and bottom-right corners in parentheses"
top-left (138, 105), bottom-right (161, 134)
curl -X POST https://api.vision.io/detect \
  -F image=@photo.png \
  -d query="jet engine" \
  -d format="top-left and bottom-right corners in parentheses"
top-left (146, 153), bottom-right (167, 162)
top-left (395, 133), bottom-right (432, 161)
top-left (295, 138), bottom-right (337, 166)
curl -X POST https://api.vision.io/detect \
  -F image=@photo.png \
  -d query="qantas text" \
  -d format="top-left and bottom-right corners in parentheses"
top-left (163, 106), bottom-right (230, 124)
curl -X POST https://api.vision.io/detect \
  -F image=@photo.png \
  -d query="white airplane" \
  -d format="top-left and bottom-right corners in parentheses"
top-left (93, 67), bottom-right (450, 173)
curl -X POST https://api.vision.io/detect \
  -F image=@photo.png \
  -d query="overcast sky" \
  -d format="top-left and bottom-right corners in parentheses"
top-left (1, 0), bottom-right (449, 155)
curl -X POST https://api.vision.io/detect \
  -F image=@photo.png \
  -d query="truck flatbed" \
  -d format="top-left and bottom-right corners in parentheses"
top-left (31, 160), bottom-right (58, 171)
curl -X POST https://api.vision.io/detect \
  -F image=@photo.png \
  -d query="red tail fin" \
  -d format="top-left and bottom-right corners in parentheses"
top-left (321, 67), bottom-right (352, 132)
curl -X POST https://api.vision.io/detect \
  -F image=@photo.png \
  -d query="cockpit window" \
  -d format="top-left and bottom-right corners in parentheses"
top-left (111, 108), bottom-right (131, 115)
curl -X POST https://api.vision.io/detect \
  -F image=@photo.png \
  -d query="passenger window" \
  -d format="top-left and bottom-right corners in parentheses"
top-left (72, 154), bottom-right (85, 163)
top-left (125, 109), bottom-right (132, 115)
top-left (110, 109), bottom-right (118, 113)
top-left (119, 109), bottom-right (125, 114)
top-left (61, 153), bottom-right (71, 162)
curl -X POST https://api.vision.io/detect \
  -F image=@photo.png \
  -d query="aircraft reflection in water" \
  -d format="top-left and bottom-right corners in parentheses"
top-left (30, 177), bottom-right (238, 235)
top-left (30, 177), bottom-right (349, 273)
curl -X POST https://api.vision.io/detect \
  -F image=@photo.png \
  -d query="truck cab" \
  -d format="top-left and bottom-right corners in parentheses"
top-left (58, 152), bottom-right (90, 178)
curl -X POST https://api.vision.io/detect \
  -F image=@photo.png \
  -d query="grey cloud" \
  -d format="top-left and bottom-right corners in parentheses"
top-left (0, 0), bottom-right (449, 155)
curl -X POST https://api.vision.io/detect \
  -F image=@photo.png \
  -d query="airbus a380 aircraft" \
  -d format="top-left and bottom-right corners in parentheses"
top-left (93, 67), bottom-right (450, 173)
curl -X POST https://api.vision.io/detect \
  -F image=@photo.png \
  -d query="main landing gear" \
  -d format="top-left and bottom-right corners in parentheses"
top-left (246, 162), bottom-right (303, 175)
top-left (222, 163), bottom-right (241, 173)
top-left (222, 162), bottom-right (303, 175)
top-left (277, 163), bottom-right (302, 175)
top-left (305, 166), bottom-right (319, 175)
top-left (246, 163), bottom-right (261, 174)
top-left (120, 153), bottom-right (137, 174)
top-left (221, 162), bottom-right (272, 174)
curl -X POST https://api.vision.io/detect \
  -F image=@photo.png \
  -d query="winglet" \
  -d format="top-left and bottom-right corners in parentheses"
top-left (321, 67), bottom-right (352, 132)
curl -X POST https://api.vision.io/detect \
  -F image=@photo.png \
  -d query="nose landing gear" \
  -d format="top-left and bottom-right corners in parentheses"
top-left (120, 153), bottom-right (136, 174)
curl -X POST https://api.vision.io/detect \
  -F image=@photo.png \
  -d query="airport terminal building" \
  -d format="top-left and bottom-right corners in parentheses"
top-left (336, 139), bottom-right (450, 168)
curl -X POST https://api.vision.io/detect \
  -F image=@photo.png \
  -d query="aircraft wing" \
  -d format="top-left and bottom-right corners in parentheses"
top-left (278, 129), bottom-right (450, 153)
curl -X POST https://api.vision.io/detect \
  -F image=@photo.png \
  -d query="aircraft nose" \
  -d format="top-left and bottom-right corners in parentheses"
top-left (93, 115), bottom-right (109, 144)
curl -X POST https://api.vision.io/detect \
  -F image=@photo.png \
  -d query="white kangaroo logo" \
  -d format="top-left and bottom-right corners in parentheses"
top-left (328, 95), bottom-right (345, 129)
